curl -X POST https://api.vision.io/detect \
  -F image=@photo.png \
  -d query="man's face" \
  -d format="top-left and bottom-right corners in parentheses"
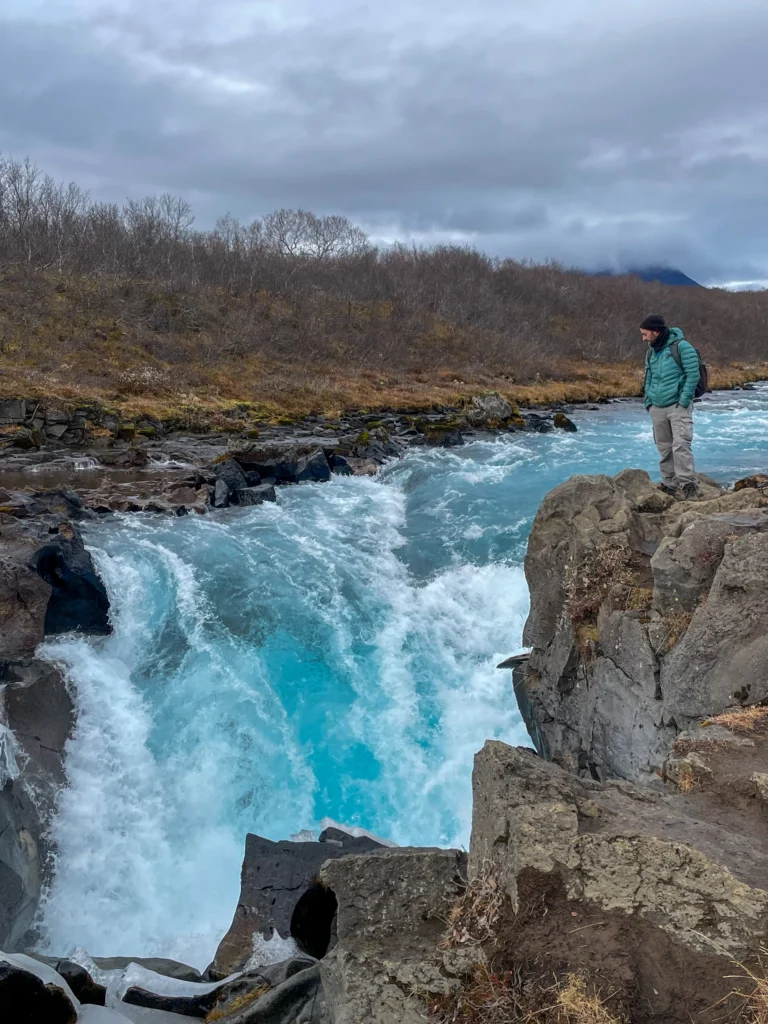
top-left (641, 329), bottom-right (660, 345)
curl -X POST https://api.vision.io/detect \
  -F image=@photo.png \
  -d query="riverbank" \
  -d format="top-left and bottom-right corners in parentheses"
top-left (1, 360), bottom-right (767, 439)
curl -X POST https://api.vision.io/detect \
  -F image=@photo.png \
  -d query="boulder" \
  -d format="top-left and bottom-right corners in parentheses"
top-left (0, 955), bottom-right (78, 1024)
top-left (553, 412), bottom-right (577, 432)
top-left (465, 393), bottom-right (514, 424)
top-left (319, 848), bottom-right (467, 1024)
top-left (31, 531), bottom-right (111, 638)
top-left (215, 458), bottom-right (249, 494)
top-left (235, 485), bottom-right (278, 507)
top-left (0, 399), bottom-right (26, 425)
top-left (295, 449), bottom-right (331, 484)
top-left (523, 412), bottom-right (554, 433)
top-left (214, 478), bottom-right (232, 508)
top-left (329, 454), bottom-right (353, 476)
top-left (213, 830), bottom-right (385, 977)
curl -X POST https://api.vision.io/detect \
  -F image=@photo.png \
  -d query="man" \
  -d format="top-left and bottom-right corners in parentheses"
top-left (641, 314), bottom-right (700, 500)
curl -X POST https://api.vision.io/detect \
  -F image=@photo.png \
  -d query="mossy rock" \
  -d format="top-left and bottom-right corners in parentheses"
top-left (244, 428), bottom-right (261, 439)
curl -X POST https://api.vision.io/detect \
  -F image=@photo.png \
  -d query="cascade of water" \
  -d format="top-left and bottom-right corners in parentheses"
top-left (36, 388), bottom-right (768, 967)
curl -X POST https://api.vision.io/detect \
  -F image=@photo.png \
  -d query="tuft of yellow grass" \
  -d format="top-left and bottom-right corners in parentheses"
top-left (557, 975), bottom-right (625, 1024)
top-left (706, 706), bottom-right (768, 734)
top-left (676, 761), bottom-right (699, 794)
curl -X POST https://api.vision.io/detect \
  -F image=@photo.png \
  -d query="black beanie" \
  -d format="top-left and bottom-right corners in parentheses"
top-left (641, 314), bottom-right (666, 332)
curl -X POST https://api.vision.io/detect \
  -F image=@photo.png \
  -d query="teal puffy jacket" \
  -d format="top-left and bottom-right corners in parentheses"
top-left (644, 328), bottom-right (700, 409)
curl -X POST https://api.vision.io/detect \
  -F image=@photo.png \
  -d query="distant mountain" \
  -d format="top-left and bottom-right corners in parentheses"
top-left (594, 266), bottom-right (701, 287)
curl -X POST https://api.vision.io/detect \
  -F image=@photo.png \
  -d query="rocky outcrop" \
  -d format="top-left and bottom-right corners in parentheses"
top-left (319, 848), bottom-right (468, 1024)
top-left (463, 740), bottom-right (764, 1022)
top-left (0, 493), bottom-right (109, 949)
top-left (212, 829), bottom-right (385, 977)
top-left (516, 468), bottom-right (768, 784)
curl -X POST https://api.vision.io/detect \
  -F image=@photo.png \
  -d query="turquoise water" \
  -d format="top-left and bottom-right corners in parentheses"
top-left (38, 385), bottom-right (768, 966)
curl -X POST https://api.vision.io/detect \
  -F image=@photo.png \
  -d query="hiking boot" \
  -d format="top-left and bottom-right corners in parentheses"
top-left (657, 482), bottom-right (677, 497)
top-left (681, 483), bottom-right (700, 501)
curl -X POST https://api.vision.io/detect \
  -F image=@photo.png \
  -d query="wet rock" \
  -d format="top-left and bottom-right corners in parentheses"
top-left (215, 458), bottom-right (249, 494)
top-left (54, 961), bottom-right (106, 1005)
top-left (0, 957), bottom-right (78, 1023)
top-left (123, 957), bottom-right (322, 1021)
top-left (0, 660), bottom-right (75, 948)
top-left (235, 485), bottom-right (277, 507)
top-left (295, 449), bottom-right (331, 484)
top-left (214, 478), bottom-right (231, 508)
top-left (329, 454), bottom-right (353, 476)
top-left (523, 412), bottom-right (554, 433)
top-left (213, 831), bottom-right (385, 977)
top-left (31, 531), bottom-right (111, 638)
top-left (91, 956), bottom-right (201, 981)
top-left (553, 412), bottom-right (577, 431)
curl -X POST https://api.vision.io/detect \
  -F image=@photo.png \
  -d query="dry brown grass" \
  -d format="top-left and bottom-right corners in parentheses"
top-left (442, 867), bottom-right (505, 951)
top-left (727, 947), bottom-right (768, 1024)
top-left (1, 268), bottom-right (767, 425)
top-left (565, 545), bottom-right (638, 630)
top-left (556, 975), bottom-right (625, 1024)
top-left (705, 707), bottom-right (768, 734)
top-left (675, 761), bottom-right (700, 794)
top-left (654, 610), bottom-right (693, 655)
top-left (428, 970), bottom-right (625, 1024)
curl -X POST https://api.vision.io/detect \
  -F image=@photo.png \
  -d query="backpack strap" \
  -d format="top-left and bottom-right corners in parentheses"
top-left (669, 339), bottom-right (682, 368)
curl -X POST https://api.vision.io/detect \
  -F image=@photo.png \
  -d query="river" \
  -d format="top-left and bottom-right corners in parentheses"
top-left (37, 385), bottom-right (768, 967)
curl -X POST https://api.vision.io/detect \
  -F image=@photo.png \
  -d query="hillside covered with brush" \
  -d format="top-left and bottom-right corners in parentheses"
top-left (1, 156), bottom-right (767, 423)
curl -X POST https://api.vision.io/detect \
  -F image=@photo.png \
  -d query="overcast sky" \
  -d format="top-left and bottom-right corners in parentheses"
top-left (1, 0), bottom-right (767, 286)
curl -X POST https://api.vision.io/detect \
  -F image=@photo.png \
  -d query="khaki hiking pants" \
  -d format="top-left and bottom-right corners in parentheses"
top-left (649, 403), bottom-right (697, 488)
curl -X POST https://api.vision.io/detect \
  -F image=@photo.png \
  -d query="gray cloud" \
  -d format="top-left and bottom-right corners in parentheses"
top-left (1, 0), bottom-right (767, 284)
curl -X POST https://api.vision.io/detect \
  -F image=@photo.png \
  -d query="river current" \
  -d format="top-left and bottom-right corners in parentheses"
top-left (37, 385), bottom-right (768, 967)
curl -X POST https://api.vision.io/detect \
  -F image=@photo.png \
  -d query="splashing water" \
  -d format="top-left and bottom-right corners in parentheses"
top-left (37, 387), bottom-right (768, 967)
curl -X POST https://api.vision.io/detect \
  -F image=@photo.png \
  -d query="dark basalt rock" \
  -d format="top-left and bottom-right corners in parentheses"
top-left (31, 531), bottom-right (111, 637)
top-left (214, 458), bottom-right (249, 494)
top-left (523, 413), bottom-right (554, 433)
top-left (553, 412), bottom-right (578, 432)
top-left (235, 485), bottom-right (277, 507)
top-left (295, 450), bottom-right (331, 484)
top-left (123, 957), bottom-right (320, 1020)
top-left (0, 961), bottom-right (77, 1024)
top-left (53, 961), bottom-right (106, 1006)
top-left (212, 831), bottom-right (385, 977)
top-left (328, 454), bottom-right (353, 476)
